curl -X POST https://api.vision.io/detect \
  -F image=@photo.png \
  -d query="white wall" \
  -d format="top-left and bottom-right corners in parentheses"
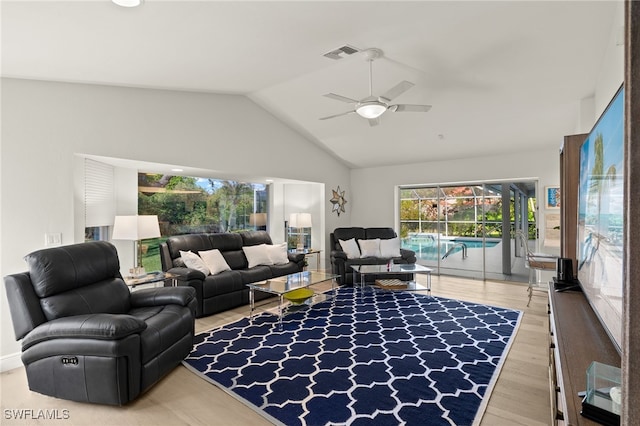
top-left (269, 182), bottom-right (326, 269)
top-left (594, 0), bottom-right (625, 119)
top-left (0, 78), bottom-right (351, 369)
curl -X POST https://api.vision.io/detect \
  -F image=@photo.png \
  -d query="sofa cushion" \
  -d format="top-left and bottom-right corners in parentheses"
top-left (39, 278), bottom-right (131, 321)
top-left (267, 243), bottom-right (289, 265)
top-left (380, 237), bottom-right (401, 258)
top-left (209, 233), bottom-right (243, 252)
top-left (358, 239), bottom-right (381, 258)
top-left (243, 244), bottom-right (273, 268)
top-left (166, 234), bottom-right (215, 261)
top-left (365, 228), bottom-right (398, 240)
top-left (202, 271), bottom-right (244, 298)
top-left (332, 227), bottom-right (366, 250)
top-left (268, 262), bottom-right (302, 277)
top-left (25, 241), bottom-right (121, 298)
top-left (198, 249), bottom-right (231, 275)
top-left (241, 230), bottom-right (273, 246)
top-left (238, 266), bottom-right (272, 285)
top-left (179, 251), bottom-right (210, 276)
top-left (222, 250), bottom-right (249, 270)
top-left (339, 238), bottom-right (361, 259)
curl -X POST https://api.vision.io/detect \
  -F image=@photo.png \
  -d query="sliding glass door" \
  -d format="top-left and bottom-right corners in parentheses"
top-left (399, 181), bottom-right (537, 282)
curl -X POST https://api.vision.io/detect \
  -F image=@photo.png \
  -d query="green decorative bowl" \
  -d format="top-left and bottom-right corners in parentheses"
top-left (283, 288), bottom-right (314, 304)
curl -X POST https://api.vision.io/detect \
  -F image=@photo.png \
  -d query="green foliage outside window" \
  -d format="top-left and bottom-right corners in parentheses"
top-left (399, 185), bottom-right (537, 240)
top-left (138, 173), bottom-right (267, 270)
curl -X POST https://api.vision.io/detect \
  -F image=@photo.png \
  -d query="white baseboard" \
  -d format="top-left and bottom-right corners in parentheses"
top-left (1, 352), bottom-right (23, 372)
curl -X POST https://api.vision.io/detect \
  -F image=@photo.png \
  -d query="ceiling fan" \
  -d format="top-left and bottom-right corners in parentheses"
top-left (319, 48), bottom-right (431, 126)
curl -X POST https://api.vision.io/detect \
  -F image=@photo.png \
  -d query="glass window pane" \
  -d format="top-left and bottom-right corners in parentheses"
top-left (138, 173), bottom-right (268, 270)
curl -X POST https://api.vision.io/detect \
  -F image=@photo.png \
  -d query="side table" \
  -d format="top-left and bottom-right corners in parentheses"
top-left (124, 271), bottom-right (179, 289)
top-left (289, 249), bottom-right (322, 271)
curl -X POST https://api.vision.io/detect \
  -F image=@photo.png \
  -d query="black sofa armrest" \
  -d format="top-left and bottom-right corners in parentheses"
top-left (330, 250), bottom-right (349, 284)
top-left (330, 250), bottom-right (348, 261)
top-left (288, 252), bottom-right (305, 263)
top-left (167, 266), bottom-right (206, 281)
top-left (22, 314), bottom-right (147, 351)
top-left (400, 248), bottom-right (417, 263)
top-left (130, 286), bottom-right (196, 309)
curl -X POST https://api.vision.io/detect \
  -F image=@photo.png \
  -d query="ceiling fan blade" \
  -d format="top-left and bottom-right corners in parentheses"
top-left (324, 93), bottom-right (359, 103)
top-left (368, 117), bottom-right (381, 127)
top-left (392, 104), bottom-right (432, 113)
top-left (379, 81), bottom-right (414, 102)
top-left (319, 110), bottom-right (355, 120)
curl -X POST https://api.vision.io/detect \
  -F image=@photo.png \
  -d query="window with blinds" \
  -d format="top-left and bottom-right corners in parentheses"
top-left (85, 158), bottom-right (115, 240)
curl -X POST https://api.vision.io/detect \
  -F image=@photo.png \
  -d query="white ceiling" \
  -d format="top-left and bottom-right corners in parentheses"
top-left (2, 1), bottom-right (619, 169)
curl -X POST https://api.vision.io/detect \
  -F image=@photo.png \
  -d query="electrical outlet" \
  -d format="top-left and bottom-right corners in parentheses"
top-left (45, 233), bottom-right (62, 246)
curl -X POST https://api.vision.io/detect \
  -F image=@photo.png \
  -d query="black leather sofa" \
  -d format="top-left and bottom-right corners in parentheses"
top-left (160, 230), bottom-right (305, 317)
top-left (330, 227), bottom-right (417, 285)
top-left (3, 241), bottom-right (197, 405)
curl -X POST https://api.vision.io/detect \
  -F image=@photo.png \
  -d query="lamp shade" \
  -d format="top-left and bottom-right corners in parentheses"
top-left (249, 213), bottom-right (267, 227)
top-left (112, 215), bottom-right (161, 240)
top-left (289, 213), bottom-right (312, 228)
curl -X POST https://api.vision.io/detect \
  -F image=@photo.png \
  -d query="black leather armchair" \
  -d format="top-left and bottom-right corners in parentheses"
top-left (4, 241), bottom-right (197, 405)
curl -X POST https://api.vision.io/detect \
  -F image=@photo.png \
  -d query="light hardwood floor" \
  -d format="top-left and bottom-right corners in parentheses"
top-left (0, 276), bottom-right (551, 425)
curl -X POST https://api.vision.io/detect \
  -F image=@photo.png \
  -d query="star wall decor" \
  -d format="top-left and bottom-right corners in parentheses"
top-left (330, 186), bottom-right (347, 216)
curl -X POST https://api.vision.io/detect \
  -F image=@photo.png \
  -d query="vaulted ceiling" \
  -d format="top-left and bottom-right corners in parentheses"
top-left (1, 1), bottom-right (619, 168)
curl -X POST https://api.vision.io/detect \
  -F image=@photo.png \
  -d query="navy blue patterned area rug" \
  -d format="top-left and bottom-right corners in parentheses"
top-left (183, 288), bottom-right (522, 426)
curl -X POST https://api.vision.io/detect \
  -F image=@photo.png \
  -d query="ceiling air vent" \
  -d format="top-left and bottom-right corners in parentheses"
top-left (323, 45), bottom-right (360, 60)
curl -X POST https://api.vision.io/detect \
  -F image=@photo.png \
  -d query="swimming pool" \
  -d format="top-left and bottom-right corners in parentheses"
top-left (403, 237), bottom-right (500, 262)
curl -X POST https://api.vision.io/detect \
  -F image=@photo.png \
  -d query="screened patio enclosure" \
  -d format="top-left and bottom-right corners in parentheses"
top-left (399, 181), bottom-right (538, 282)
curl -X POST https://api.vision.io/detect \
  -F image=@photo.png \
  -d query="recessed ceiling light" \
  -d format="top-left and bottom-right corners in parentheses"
top-left (266, 179), bottom-right (274, 183)
top-left (112, 0), bottom-right (143, 8)
top-left (171, 168), bottom-right (183, 172)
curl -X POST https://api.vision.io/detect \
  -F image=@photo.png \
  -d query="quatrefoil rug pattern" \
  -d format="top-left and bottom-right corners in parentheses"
top-left (183, 288), bottom-right (522, 426)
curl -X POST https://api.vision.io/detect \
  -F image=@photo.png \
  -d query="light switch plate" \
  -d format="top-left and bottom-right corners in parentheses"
top-left (45, 233), bottom-right (62, 246)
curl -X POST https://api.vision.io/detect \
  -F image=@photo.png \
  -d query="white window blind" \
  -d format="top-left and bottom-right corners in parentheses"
top-left (85, 159), bottom-right (115, 227)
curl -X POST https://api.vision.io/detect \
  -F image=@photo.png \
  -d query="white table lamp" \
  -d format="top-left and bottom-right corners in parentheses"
top-left (289, 213), bottom-right (312, 251)
top-left (249, 213), bottom-right (267, 229)
top-left (112, 215), bottom-right (161, 277)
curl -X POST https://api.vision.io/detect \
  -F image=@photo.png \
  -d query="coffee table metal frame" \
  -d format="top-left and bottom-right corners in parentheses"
top-left (247, 270), bottom-right (338, 328)
top-left (350, 264), bottom-right (433, 292)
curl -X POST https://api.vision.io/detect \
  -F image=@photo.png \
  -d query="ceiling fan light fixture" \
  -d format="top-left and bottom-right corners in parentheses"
top-left (112, 0), bottom-right (143, 7)
top-left (356, 101), bottom-right (387, 119)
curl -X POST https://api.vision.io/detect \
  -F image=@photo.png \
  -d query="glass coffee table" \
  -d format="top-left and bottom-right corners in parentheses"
top-left (247, 271), bottom-right (337, 328)
top-left (351, 264), bottom-right (433, 292)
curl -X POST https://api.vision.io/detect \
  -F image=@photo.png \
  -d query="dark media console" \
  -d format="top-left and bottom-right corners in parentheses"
top-left (548, 288), bottom-right (620, 425)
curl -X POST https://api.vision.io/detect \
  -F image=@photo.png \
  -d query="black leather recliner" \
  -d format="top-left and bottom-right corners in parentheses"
top-left (3, 241), bottom-right (197, 405)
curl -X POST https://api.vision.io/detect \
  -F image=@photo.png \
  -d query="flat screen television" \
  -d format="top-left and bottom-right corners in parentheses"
top-left (577, 84), bottom-right (624, 354)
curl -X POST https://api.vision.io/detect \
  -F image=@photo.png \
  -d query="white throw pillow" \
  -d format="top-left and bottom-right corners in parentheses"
top-left (198, 249), bottom-right (231, 275)
top-left (380, 237), bottom-right (401, 258)
top-left (243, 244), bottom-right (273, 268)
top-left (339, 238), bottom-right (361, 259)
top-left (358, 238), bottom-right (381, 258)
top-left (179, 250), bottom-right (210, 276)
top-left (267, 242), bottom-right (289, 265)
